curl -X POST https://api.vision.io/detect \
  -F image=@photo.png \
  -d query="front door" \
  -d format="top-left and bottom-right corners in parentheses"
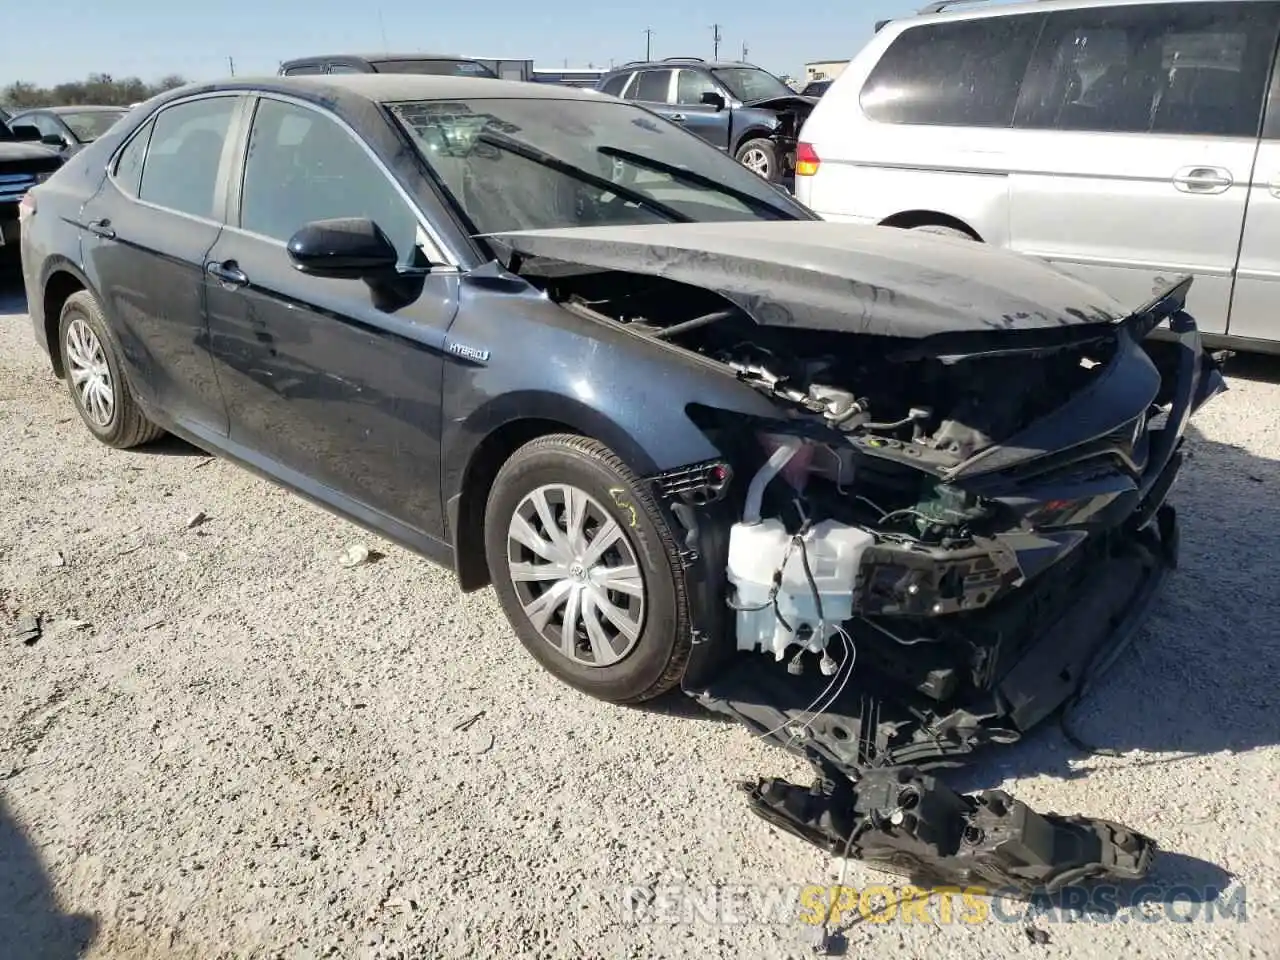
top-left (204, 95), bottom-right (459, 537)
top-left (79, 94), bottom-right (244, 435)
top-left (673, 69), bottom-right (732, 149)
top-left (1007, 1), bottom-right (1280, 333)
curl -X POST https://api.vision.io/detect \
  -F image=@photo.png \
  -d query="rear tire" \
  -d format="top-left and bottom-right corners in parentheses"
top-left (58, 290), bottom-right (164, 449)
top-left (484, 434), bottom-right (692, 704)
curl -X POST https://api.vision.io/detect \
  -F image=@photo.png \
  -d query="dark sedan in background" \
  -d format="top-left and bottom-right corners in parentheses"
top-left (1, 110), bottom-right (62, 252)
top-left (6, 105), bottom-right (129, 155)
top-left (18, 73), bottom-right (1222, 884)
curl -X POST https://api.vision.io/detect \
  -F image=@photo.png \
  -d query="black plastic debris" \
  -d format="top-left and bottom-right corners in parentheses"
top-left (742, 765), bottom-right (1154, 897)
top-left (1025, 925), bottom-right (1051, 945)
top-left (14, 614), bottom-right (43, 647)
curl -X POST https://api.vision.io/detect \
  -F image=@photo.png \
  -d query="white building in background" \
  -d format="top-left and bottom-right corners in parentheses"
top-left (804, 59), bottom-right (849, 82)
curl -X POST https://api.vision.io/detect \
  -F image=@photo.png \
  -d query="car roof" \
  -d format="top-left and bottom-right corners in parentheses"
top-left (12, 104), bottom-right (126, 114)
top-left (281, 52), bottom-right (487, 64)
top-left (608, 59), bottom-right (763, 72)
top-left (904, 0), bottom-right (1275, 25)
top-left (171, 74), bottom-right (612, 104)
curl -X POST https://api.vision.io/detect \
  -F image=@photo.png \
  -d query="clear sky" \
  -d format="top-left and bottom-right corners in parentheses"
top-left (3, 0), bottom-right (939, 87)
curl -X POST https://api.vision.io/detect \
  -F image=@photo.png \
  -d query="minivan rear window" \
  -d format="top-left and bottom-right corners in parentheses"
top-left (860, 15), bottom-right (1043, 127)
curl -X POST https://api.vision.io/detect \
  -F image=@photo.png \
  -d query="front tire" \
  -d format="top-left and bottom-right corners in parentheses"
top-left (484, 434), bottom-right (692, 704)
top-left (58, 290), bottom-right (164, 449)
top-left (736, 137), bottom-right (780, 182)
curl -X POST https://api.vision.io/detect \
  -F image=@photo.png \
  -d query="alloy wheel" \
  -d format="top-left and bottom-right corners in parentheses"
top-left (505, 483), bottom-right (647, 667)
top-left (740, 148), bottom-right (770, 176)
top-left (65, 317), bottom-right (115, 427)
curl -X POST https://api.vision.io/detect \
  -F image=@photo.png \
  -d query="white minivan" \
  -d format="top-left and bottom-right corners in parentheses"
top-left (795, 0), bottom-right (1280, 351)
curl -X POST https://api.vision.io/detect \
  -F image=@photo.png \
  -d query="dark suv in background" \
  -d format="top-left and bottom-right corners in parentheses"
top-left (0, 110), bottom-right (62, 254)
top-left (594, 58), bottom-right (817, 183)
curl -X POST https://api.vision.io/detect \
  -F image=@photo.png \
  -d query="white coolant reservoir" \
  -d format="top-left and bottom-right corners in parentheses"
top-left (726, 518), bottom-right (874, 662)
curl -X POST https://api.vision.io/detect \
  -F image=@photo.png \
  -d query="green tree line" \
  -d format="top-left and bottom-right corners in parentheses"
top-left (2, 73), bottom-right (189, 110)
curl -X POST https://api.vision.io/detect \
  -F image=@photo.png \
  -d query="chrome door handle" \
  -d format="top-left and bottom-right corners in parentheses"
top-left (86, 218), bottom-right (115, 239)
top-left (669, 113), bottom-right (687, 122)
top-left (1172, 166), bottom-right (1233, 194)
top-left (206, 260), bottom-right (248, 287)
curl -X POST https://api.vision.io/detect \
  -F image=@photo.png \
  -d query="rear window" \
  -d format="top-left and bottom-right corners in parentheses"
top-left (860, 15), bottom-right (1043, 127)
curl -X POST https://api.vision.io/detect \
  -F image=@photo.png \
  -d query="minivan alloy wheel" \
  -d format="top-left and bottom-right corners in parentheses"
top-left (506, 483), bottom-right (647, 667)
top-left (65, 317), bottom-right (115, 427)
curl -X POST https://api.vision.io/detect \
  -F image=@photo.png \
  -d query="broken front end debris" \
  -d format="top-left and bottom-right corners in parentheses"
top-left (499, 222), bottom-right (1224, 885)
top-left (743, 766), bottom-right (1155, 897)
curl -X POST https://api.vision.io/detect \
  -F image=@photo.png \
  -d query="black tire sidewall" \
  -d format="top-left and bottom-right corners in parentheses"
top-left (58, 293), bottom-right (127, 444)
top-left (484, 440), bottom-right (686, 703)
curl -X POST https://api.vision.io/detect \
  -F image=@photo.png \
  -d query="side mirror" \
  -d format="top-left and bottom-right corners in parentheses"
top-left (286, 217), bottom-right (400, 279)
top-left (700, 91), bottom-right (726, 111)
top-left (41, 133), bottom-right (68, 148)
top-left (9, 124), bottom-right (41, 142)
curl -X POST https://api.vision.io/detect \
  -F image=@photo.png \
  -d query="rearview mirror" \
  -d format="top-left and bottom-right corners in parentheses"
top-left (9, 124), bottom-right (41, 142)
top-left (286, 217), bottom-right (400, 279)
top-left (700, 91), bottom-right (726, 111)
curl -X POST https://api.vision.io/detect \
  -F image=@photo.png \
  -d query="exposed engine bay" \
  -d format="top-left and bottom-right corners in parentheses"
top-left (496, 222), bottom-right (1227, 905)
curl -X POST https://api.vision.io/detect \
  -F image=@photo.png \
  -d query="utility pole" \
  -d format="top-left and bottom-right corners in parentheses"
top-left (711, 24), bottom-right (722, 59)
top-left (741, 42), bottom-right (748, 61)
top-left (377, 10), bottom-right (389, 51)
top-left (644, 28), bottom-right (653, 61)
top-left (227, 56), bottom-right (235, 76)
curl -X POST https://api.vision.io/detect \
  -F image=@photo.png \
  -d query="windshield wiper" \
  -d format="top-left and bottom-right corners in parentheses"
top-left (596, 145), bottom-right (793, 219)
top-left (475, 132), bottom-right (693, 224)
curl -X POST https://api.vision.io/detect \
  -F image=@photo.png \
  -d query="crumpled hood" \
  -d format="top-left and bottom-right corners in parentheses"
top-left (489, 220), bottom-right (1131, 340)
top-left (742, 94), bottom-right (819, 111)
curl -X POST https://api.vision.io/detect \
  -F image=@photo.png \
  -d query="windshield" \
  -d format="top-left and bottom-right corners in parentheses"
top-left (60, 110), bottom-right (128, 142)
top-left (373, 59), bottom-right (499, 78)
top-left (389, 96), bottom-right (805, 235)
top-left (710, 67), bottom-right (795, 102)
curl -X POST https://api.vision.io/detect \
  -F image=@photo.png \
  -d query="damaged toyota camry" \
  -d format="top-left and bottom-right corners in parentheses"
top-left (21, 75), bottom-right (1224, 894)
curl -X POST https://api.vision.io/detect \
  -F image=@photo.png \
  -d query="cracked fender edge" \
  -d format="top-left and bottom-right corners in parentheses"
top-left (741, 765), bottom-right (1155, 898)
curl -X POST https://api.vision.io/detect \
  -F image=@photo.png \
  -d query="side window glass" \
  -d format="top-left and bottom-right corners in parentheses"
top-left (599, 73), bottom-right (629, 97)
top-left (1019, 1), bottom-right (1280, 136)
top-left (860, 16), bottom-right (1042, 126)
top-left (30, 114), bottom-right (62, 138)
top-left (137, 97), bottom-right (237, 218)
top-left (677, 70), bottom-right (719, 105)
top-left (327, 64), bottom-right (365, 74)
top-left (113, 119), bottom-right (154, 196)
top-left (283, 64), bottom-right (324, 76)
top-left (239, 99), bottom-right (421, 263)
top-left (633, 69), bottom-right (673, 103)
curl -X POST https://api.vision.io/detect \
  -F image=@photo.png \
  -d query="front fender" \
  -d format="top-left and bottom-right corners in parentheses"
top-left (439, 270), bottom-right (784, 510)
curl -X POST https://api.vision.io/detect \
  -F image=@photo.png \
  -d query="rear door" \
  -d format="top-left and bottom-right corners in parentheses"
top-left (1226, 41), bottom-right (1280, 343)
top-left (1007, 0), bottom-right (1280, 333)
top-left (79, 94), bottom-right (245, 435)
top-left (203, 94), bottom-right (460, 536)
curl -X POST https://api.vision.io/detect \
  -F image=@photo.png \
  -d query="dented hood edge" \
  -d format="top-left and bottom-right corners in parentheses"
top-left (487, 221), bottom-right (1137, 342)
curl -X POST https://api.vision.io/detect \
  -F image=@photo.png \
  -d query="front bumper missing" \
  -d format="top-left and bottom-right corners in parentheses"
top-left (744, 767), bottom-right (1155, 897)
top-left (689, 501), bottom-right (1177, 775)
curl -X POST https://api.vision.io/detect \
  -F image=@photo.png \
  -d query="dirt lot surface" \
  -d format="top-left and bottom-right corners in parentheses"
top-left (2, 272), bottom-right (1278, 959)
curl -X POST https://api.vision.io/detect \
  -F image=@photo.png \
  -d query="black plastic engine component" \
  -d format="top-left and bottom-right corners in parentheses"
top-left (743, 766), bottom-right (1155, 897)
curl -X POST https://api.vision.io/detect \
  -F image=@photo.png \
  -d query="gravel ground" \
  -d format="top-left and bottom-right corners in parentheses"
top-left (1, 270), bottom-right (1278, 960)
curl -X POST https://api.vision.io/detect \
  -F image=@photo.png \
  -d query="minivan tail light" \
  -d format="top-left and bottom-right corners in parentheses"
top-left (18, 192), bottom-right (36, 222)
top-left (795, 142), bottom-right (820, 177)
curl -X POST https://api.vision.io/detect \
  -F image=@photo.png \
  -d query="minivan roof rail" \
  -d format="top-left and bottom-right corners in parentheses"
top-left (916, 0), bottom-right (991, 14)
top-left (663, 56), bottom-right (706, 62)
